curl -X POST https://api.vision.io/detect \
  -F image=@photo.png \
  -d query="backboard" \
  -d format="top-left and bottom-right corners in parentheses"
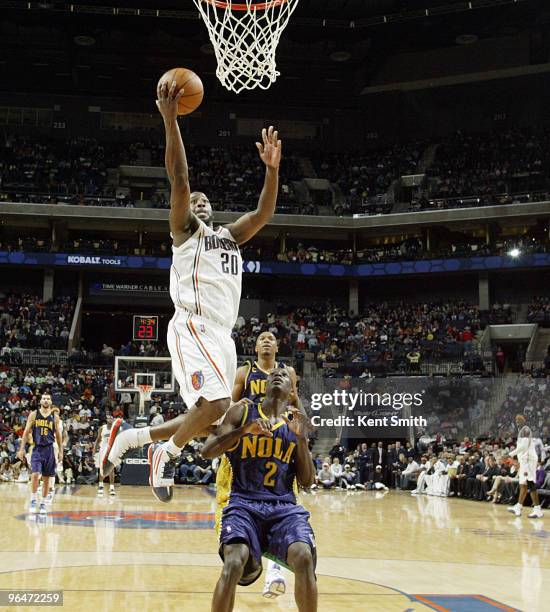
top-left (114, 356), bottom-right (175, 394)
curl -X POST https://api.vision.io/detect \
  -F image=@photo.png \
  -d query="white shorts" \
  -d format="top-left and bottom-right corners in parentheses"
top-left (96, 446), bottom-right (108, 469)
top-left (518, 458), bottom-right (537, 484)
top-left (168, 309), bottom-right (236, 410)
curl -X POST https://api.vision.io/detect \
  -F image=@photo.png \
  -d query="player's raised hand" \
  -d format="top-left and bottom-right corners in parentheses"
top-left (246, 418), bottom-right (273, 437)
top-left (156, 80), bottom-right (186, 122)
top-left (256, 126), bottom-right (282, 170)
top-left (283, 408), bottom-right (310, 440)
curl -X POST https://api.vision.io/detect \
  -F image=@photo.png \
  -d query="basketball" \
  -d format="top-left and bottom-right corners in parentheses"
top-left (157, 67), bottom-right (204, 115)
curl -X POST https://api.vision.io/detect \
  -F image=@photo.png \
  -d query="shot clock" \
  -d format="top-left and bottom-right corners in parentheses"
top-left (132, 315), bottom-right (158, 342)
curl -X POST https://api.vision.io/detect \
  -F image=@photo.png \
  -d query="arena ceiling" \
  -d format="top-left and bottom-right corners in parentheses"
top-left (0, 0), bottom-right (548, 104)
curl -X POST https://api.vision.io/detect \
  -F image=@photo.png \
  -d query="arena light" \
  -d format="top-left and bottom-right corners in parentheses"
top-left (508, 248), bottom-right (521, 258)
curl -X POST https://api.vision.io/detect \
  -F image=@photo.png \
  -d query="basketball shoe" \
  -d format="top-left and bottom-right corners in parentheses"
top-left (149, 442), bottom-right (179, 503)
top-left (528, 506), bottom-right (544, 519)
top-left (28, 499), bottom-right (38, 514)
top-left (507, 503), bottom-right (522, 516)
top-left (102, 419), bottom-right (144, 477)
top-left (262, 562), bottom-right (286, 599)
top-left (39, 502), bottom-right (47, 515)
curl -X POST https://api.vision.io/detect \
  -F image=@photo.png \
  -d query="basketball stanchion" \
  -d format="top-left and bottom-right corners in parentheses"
top-left (137, 383), bottom-right (153, 417)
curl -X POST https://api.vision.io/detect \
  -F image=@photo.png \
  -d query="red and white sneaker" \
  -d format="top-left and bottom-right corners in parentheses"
top-left (148, 442), bottom-right (180, 503)
top-left (101, 419), bottom-right (135, 477)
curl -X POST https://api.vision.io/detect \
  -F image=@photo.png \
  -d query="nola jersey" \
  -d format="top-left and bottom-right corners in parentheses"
top-left (242, 360), bottom-right (287, 404)
top-left (170, 220), bottom-right (242, 330)
top-left (32, 411), bottom-right (55, 446)
top-left (224, 403), bottom-right (299, 505)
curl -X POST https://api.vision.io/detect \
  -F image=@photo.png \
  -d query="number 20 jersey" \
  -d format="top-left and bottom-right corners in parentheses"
top-left (225, 402), bottom-right (299, 504)
top-left (170, 220), bottom-right (242, 330)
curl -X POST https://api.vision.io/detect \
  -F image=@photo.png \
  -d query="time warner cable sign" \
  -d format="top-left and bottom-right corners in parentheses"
top-left (300, 376), bottom-right (501, 440)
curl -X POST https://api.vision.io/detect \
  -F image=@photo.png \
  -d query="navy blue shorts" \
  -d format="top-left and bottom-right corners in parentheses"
top-left (31, 445), bottom-right (56, 477)
top-left (219, 497), bottom-right (316, 569)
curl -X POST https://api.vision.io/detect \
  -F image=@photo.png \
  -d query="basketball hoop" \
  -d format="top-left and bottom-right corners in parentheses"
top-left (193, 0), bottom-right (300, 93)
top-left (137, 384), bottom-right (153, 415)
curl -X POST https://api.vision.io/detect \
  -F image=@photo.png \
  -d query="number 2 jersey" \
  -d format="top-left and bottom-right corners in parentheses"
top-left (224, 402), bottom-right (299, 505)
top-left (170, 220), bottom-right (242, 330)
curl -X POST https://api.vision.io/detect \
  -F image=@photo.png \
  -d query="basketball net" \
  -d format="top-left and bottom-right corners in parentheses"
top-left (193, 0), bottom-right (300, 93)
top-left (137, 384), bottom-right (153, 416)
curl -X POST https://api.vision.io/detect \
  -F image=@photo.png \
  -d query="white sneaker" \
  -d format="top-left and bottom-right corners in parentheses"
top-left (411, 489), bottom-right (419, 495)
top-left (528, 506), bottom-right (544, 519)
top-left (507, 504), bottom-right (522, 517)
top-left (149, 443), bottom-right (180, 503)
top-left (262, 568), bottom-right (286, 599)
top-left (28, 499), bottom-right (38, 514)
top-left (39, 502), bottom-right (47, 515)
top-left (109, 487), bottom-right (116, 497)
top-left (97, 486), bottom-right (104, 497)
top-left (45, 492), bottom-right (54, 504)
top-left (101, 418), bottom-right (130, 477)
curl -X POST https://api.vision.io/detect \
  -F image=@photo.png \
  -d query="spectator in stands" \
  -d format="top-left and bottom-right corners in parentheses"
top-left (315, 462), bottom-right (336, 489)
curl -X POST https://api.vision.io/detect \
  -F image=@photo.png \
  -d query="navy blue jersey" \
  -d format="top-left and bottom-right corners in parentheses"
top-left (224, 402), bottom-right (298, 504)
top-left (32, 411), bottom-right (55, 447)
top-left (242, 360), bottom-right (287, 404)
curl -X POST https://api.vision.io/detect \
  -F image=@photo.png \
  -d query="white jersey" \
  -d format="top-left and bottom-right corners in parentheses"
top-left (99, 424), bottom-right (112, 453)
top-left (170, 221), bottom-right (242, 330)
top-left (511, 425), bottom-right (538, 464)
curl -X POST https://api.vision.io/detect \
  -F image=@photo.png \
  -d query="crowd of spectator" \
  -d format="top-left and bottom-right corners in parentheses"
top-left (528, 296), bottom-right (550, 326)
top-left (0, 365), bottom-right (183, 484)
top-left (490, 374), bottom-right (550, 440)
top-left (3, 129), bottom-right (550, 216)
top-left (3, 231), bottom-right (547, 268)
top-left (232, 301), bottom-right (482, 377)
top-left (427, 128), bottom-right (550, 204)
top-left (312, 435), bottom-right (549, 509)
top-left (311, 141), bottom-right (426, 215)
top-left (0, 136), bottom-right (130, 201)
top-left (0, 293), bottom-right (75, 353)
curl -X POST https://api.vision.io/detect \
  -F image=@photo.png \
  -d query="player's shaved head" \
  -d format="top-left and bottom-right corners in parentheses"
top-left (265, 368), bottom-right (291, 400)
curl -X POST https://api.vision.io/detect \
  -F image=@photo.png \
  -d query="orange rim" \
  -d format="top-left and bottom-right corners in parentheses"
top-left (203, 0), bottom-right (288, 10)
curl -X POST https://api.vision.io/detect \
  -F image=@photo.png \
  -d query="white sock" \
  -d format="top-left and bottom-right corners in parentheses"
top-left (109, 484), bottom-right (115, 489)
top-left (136, 427), bottom-right (153, 446)
top-left (31, 493), bottom-right (37, 501)
top-left (165, 436), bottom-right (183, 455)
top-left (534, 505), bottom-right (541, 511)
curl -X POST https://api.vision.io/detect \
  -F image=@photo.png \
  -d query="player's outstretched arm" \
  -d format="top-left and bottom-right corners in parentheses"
top-left (17, 411), bottom-right (36, 460)
top-left (201, 400), bottom-right (271, 459)
top-left (156, 80), bottom-right (197, 245)
top-left (225, 126), bottom-right (281, 245)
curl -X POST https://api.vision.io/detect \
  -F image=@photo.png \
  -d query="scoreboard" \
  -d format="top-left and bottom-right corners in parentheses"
top-left (132, 315), bottom-right (158, 341)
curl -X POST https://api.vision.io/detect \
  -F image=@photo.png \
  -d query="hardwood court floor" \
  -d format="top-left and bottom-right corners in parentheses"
top-left (0, 483), bottom-right (548, 612)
